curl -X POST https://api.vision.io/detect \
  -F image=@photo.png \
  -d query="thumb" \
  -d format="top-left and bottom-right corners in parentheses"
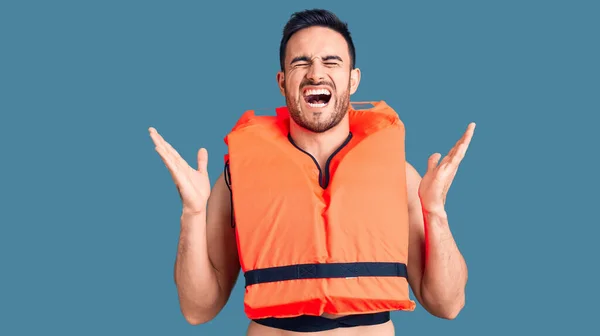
top-left (427, 153), bottom-right (441, 173)
top-left (197, 148), bottom-right (209, 174)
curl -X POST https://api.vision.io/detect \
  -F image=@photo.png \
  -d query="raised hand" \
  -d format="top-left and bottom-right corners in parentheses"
top-left (418, 122), bottom-right (476, 214)
top-left (149, 127), bottom-right (211, 215)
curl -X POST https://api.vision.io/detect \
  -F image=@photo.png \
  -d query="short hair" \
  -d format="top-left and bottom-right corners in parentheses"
top-left (279, 9), bottom-right (356, 71)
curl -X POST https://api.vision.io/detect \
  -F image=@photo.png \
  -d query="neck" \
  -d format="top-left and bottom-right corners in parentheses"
top-left (289, 116), bottom-right (350, 168)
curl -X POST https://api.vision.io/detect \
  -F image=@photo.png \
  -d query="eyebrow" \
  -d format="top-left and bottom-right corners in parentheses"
top-left (290, 55), bottom-right (343, 65)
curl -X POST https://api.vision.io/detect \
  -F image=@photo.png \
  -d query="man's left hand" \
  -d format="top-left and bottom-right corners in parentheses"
top-left (418, 122), bottom-right (476, 215)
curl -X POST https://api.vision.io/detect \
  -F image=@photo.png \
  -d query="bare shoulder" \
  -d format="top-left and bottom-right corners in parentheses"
top-left (404, 161), bottom-right (422, 204)
top-left (206, 171), bottom-right (240, 299)
top-left (404, 160), bottom-right (424, 238)
top-left (404, 160), bottom-right (427, 305)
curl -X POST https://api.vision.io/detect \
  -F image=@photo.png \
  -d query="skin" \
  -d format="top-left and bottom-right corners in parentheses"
top-left (149, 25), bottom-right (474, 336)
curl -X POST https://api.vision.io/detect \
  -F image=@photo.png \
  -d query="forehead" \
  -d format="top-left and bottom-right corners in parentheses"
top-left (285, 26), bottom-right (350, 61)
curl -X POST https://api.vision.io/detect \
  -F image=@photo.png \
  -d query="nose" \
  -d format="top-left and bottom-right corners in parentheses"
top-left (306, 62), bottom-right (325, 82)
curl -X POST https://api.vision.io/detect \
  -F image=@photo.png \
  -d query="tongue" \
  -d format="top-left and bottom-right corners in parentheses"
top-left (307, 94), bottom-right (329, 104)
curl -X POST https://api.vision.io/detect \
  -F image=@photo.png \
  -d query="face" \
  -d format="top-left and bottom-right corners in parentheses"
top-left (277, 26), bottom-right (361, 133)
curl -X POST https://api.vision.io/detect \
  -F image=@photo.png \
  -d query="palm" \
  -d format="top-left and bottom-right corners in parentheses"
top-left (419, 123), bottom-right (476, 213)
top-left (149, 127), bottom-right (211, 214)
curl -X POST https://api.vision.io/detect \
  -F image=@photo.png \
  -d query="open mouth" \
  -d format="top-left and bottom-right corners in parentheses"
top-left (303, 88), bottom-right (331, 108)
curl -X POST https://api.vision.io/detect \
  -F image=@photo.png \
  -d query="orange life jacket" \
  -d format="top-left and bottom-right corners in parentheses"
top-left (223, 101), bottom-right (416, 320)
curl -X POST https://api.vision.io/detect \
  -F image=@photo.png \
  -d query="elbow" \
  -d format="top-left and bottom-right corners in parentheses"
top-left (434, 293), bottom-right (465, 320)
top-left (437, 296), bottom-right (465, 320)
top-left (174, 278), bottom-right (223, 325)
top-left (176, 288), bottom-right (222, 326)
top-left (181, 306), bottom-right (219, 326)
top-left (183, 313), bottom-right (211, 326)
top-left (421, 289), bottom-right (466, 320)
top-left (183, 314), bottom-right (204, 326)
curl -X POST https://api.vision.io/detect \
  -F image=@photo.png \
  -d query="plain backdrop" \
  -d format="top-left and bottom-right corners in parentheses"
top-left (1, 1), bottom-right (598, 335)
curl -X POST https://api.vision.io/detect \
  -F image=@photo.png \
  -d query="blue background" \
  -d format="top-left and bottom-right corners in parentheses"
top-left (1, 0), bottom-right (598, 334)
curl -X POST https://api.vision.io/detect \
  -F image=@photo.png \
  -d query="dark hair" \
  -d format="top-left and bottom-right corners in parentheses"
top-left (279, 9), bottom-right (356, 71)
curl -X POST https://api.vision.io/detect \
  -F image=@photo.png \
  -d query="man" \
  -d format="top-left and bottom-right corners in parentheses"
top-left (149, 8), bottom-right (474, 335)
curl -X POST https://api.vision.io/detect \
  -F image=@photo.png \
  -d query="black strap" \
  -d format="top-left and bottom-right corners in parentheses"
top-left (253, 311), bottom-right (390, 332)
top-left (223, 161), bottom-right (235, 228)
top-left (245, 262), bottom-right (407, 287)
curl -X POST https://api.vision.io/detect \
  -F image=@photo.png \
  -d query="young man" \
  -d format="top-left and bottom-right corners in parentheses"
top-left (149, 8), bottom-right (474, 335)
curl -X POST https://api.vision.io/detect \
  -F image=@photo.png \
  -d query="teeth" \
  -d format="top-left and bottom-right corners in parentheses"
top-left (308, 102), bottom-right (327, 108)
top-left (304, 88), bottom-right (331, 96)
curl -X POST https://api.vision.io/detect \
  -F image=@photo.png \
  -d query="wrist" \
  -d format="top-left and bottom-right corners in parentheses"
top-left (417, 191), bottom-right (447, 219)
top-left (422, 205), bottom-right (448, 221)
top-left (181, 208), bottom-right (206, 220)
top-left (422, 208), bottom-right (451, 235)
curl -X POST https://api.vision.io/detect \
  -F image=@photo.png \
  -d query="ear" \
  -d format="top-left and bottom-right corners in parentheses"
top-left (276, 71), bottom-right (285, 96)
top-left (349, 67), bottom-right (361, 95)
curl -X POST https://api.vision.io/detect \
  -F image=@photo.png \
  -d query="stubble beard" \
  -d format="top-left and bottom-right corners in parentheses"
top-left (284, 80), bottom-right (351, 134)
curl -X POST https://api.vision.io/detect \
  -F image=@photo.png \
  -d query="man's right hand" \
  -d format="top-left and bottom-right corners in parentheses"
top-left (149, 127), bottom-right (211, 215)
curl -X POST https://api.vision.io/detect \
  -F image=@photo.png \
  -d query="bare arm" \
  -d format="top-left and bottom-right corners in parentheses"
top-left (405, 162), bottom-right (468, 319)
top-left (174, 172), bottom-right (240, 324)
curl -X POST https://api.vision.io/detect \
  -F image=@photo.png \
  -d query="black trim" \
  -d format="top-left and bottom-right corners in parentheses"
top-left (287, 132), bottom-right (353, 189)
top-left (223, 161), bottom-right (235, 228)
top-left (245, 262), bottom-right (407, 287)
top-left (253, 311), bottom-right (390, 332)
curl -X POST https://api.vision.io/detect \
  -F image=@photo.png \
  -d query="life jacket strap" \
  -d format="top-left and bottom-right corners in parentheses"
top-left (244, 262), bottom-right (407, 287)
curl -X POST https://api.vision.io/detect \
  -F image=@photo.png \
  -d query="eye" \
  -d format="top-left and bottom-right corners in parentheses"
top-left (324, 62), bottom-right (339, 67)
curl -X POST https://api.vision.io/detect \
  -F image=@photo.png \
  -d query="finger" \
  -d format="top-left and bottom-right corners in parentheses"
top-left (197, 148), bottom-right (209, 174)
top-left (157, 150), bottom-right (185, 201)
top-left (463, 122), bottom-right (476, 146)
top-left (155, 144), bottom-right (183, 183)
top-left (149, 127), bottom-right (173, 154)
top-left (150, 131), bottom-right (181, 175)
top-left (154, 143), bottom-right (182, 174)
top-left (149, 127), bottom-right (187, 171)
top-left (456, 122), bottom-right (476, 149)
top-left (427, 153), bottom-right (442, 173)
top-left (160, 137), bottom-right (189, 171)
top-left (446, 123), bottom-right (471, 156)
top-left (449, 123), bottom-right (476, 166)
top-left (162, 141), bottom-right (186, 172)
top-left (453, 122), bottom-right (475, 147)
top-left (149, 127), bottom-right (167, 148)
top-left (440, 131), bottom-right (466, 166)
top-left (150, 128), bottom-right (177, 163)
top-left (442, 122), bottom-right (476, 166)
top-left (451, 143), bottom-right (468, 166)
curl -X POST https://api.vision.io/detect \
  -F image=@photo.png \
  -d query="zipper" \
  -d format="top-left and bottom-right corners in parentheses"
top-left (287, 132), bottom-right (353, 189)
